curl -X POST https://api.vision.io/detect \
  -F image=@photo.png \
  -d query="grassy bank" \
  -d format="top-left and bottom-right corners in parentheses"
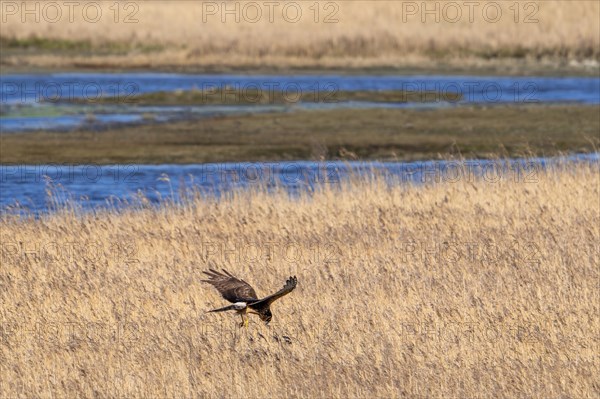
top-left (1, 165), bottom-right (598, 398)
top-left (1, 1), bottom-right (598, 74)
top-left (68, 88), bottom-right (460, 106)
top-left (1, 105), bottom-right (598, 164)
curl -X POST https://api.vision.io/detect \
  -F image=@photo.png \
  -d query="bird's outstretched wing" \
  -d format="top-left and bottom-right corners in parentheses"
top-left (202, 269), bottom-right (258, 303)
top-left (251, 276), bottom-right (297, 308)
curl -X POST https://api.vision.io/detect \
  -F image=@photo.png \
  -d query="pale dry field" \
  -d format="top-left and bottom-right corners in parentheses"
top-left (1, 162), bottom-right (599, 398)
top-left (1, 0), bottom-right (598, 70)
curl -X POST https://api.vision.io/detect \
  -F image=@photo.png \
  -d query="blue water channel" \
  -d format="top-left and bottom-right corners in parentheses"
top-left (1, 154), bottom-right (598, 214)
top-left (1, 73), bottom-right (598, 132)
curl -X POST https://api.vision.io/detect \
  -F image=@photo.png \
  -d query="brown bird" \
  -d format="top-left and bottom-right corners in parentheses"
top-left (202, 269), bottom-right (297, 327)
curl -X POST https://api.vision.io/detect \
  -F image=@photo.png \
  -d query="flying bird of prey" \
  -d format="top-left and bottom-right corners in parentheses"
top-left (203, 269), bottom-right (297, 327)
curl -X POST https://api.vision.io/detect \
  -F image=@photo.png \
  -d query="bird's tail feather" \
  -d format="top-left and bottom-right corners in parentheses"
top-left (207, 304), bottom-right (236, 313)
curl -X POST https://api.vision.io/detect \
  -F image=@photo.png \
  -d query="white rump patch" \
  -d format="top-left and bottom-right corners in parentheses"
top-left (233, 302), bottom-right (247, 310)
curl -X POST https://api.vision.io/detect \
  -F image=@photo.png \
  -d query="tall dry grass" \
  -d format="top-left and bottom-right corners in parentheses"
top-left (1, 163), bottom-right (599, 398)
top-left (1, 1), bottom-right (598, 69)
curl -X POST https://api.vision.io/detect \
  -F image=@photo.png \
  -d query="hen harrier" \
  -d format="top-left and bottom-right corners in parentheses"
top-left (203, 269), bottom-right (297, 327)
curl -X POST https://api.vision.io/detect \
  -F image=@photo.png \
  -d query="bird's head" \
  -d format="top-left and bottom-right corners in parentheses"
top-left (260, 309), bottom-right (272, 325)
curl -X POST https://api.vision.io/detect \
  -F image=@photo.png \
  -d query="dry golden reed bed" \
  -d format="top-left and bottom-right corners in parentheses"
top-left (1, 0), bottom-right (598, 70)
top-left (1, 163), bottom-right (599, 398)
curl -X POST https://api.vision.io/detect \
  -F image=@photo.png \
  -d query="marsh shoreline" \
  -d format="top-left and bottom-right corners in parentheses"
top-left (2, 104), bottom-right (598, 165)
top-left (2, 63), bottom-right (599, 77)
